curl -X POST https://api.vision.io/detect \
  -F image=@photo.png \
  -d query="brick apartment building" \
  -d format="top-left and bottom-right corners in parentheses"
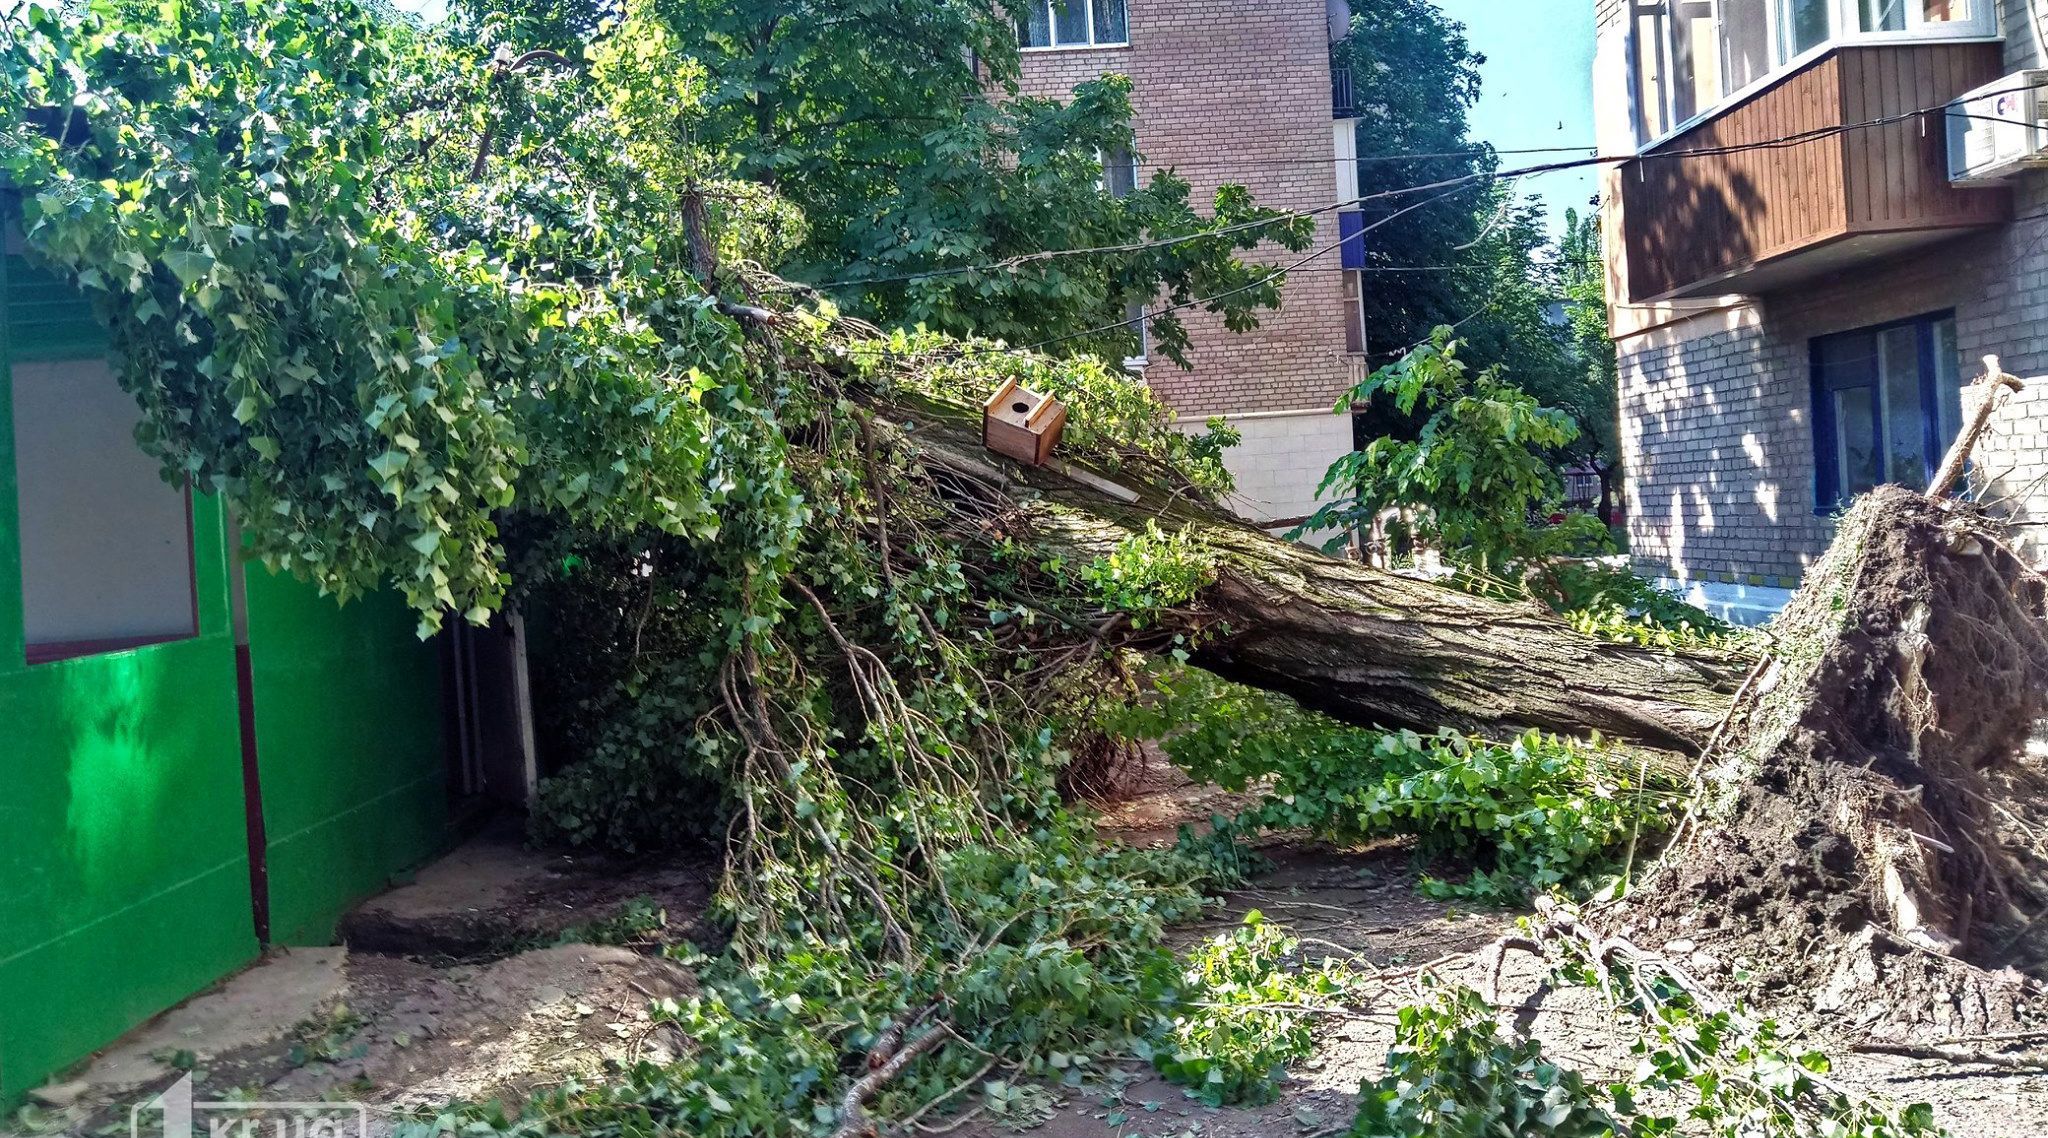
top-left (1012, 0), bottom-right (1364, 527)
top-left (1595, 0), bottom-right (2048, 623)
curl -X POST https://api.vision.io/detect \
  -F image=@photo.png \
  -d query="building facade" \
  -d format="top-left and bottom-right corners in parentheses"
top-left (1595, 0), bottom-right (2048, 623)
top-left (1012, 0), bottom-right (1364, 526)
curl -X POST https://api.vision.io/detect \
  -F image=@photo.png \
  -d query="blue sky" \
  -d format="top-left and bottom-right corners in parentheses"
top-left (1435, 0), bottom-right (1599, 240)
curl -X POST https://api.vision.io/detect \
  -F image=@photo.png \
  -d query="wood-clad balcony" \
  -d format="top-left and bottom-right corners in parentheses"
top-left (1619, 42), bottom-right (2010, 303)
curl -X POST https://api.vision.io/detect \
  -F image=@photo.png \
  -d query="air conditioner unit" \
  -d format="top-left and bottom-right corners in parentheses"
top-left (1947, 70), bottom-right (2048, 187)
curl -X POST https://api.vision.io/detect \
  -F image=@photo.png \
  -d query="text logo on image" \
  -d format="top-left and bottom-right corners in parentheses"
top-left (130, 1075), bottom-right (367, 1138)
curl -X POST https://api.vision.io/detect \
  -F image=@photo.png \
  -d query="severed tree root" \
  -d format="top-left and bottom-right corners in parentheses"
top-left (1621, 483), bottom-right (2048, 1032)
top-left (1850, 1039), bottom-right (2048, 1072)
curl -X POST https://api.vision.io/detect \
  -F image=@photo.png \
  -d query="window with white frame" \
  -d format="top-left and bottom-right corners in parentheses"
top-left (1627, 0), bottom-right (1994, 146)
top-left (1019, 0), bottom-right (1128, 49)
top-left (1122, 300), bottom-right (1149, 370)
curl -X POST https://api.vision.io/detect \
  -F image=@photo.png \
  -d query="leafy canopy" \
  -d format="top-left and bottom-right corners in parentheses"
top-left (463, 0), bottom-right (1315, 364)
top-left (1298, 331), bottom-right (1583, 571)
top-left (1, 0), bottom-right (794, 632)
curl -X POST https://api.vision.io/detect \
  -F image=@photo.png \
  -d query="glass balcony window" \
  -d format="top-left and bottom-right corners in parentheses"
top-left (1627, 0), bottom-right (1996, 148)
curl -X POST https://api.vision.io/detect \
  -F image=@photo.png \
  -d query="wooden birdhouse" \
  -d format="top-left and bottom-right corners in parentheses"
top-left (982, 378), bottom-right (1068, 467)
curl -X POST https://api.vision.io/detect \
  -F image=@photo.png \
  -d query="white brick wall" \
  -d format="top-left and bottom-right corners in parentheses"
top-left (1187, 409), bottom-right (1353, 528)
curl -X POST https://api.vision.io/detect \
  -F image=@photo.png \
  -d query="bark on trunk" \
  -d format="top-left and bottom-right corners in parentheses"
top-left (900, 411), bottom-right (1751, 755)
top-left (1180, 524), bottom-right (1745, 755)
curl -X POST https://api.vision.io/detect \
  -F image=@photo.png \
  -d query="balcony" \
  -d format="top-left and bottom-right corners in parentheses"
top-left (1618, 43), bottom-right (2010, 303)
top-left (1331, 67), bottom-right (1355, 119)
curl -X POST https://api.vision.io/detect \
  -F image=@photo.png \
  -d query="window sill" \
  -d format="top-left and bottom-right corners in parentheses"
top-left (1020, 42), bottom-right (1131, 54)
top-left (26, 632), bottom-right (197, 666)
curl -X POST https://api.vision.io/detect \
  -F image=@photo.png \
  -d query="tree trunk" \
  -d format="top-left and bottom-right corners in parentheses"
top-left (1179, 524), bottom-right (1743, 755)
top-left (899, 411), bottom-right (1750, 755)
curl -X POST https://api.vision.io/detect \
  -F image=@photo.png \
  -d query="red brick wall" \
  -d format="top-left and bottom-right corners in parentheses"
top-left (1014, 0), bottom-right (1354, 418)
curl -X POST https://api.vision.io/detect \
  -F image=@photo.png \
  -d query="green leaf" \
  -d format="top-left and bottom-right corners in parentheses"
top-left (161, 249), bottom-right (215, 286)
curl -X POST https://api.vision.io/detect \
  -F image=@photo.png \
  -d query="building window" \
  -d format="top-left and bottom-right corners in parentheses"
top-left (1341, 270), bottom-right (1366, 355)
top-left (1100, 146), bottom-right (1137, 198)
top-left (12, 354), bottom-right (198, 663)
top-left (1860, 0), bottom-right (1973, 32)
top-left (1123, 300), bottom-right (1149, 370)
top-left (1019, 0), bottom-right (1127, 48)
top-left (1779, 0), bottom-right (1832, 60)
top-left (1810, 312), bottom-right (1962, 509)
top-left (1627, 0), bottom-right (1995, 146)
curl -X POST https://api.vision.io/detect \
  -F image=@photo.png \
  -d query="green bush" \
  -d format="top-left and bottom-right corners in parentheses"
top-left (1352, 984), bottom-right (1618, 1138)
top-left (1140, 912), bottom-right (1346, 1106)
top-left (1109, 669), bottom-right (1678, 903)
top-left (1078, 522), bottom-right (1216, 625)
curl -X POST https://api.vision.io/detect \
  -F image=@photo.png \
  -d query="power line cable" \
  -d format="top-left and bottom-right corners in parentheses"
top-left (1002, 180), bottom-right (1486, 356)
top-left (780, 84), bottom-right (2040, 297)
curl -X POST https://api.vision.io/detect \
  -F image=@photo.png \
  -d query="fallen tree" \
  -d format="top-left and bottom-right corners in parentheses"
top-left (884, 401), bottom-right (1750, 755)
top-left (21, 5), bottom-right (2048, 1127)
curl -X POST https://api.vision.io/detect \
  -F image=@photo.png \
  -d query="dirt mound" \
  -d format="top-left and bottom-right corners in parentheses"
top-left (338, 824), bottom-right (718, 959)
top-left (1630, 487), bottom-right (2048, 1034)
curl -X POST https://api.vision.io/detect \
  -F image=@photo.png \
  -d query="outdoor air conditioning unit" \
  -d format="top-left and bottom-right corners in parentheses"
top-left (1946, 70), bottom-right (2048, 186)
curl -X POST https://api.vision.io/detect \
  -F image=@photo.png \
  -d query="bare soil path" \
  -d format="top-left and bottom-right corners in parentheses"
top-left (16, 764), bottom-right (2048, 1138)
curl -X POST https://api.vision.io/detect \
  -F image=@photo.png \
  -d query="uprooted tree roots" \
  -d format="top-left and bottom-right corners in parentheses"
top-left (1624, 486), bottom-right (2048, 1034)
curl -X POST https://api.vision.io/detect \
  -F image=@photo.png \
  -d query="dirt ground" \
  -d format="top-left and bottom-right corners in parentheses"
top-left (17, 761), bottom-right (2048, 1138)
top-left (963, 760), bottom-right (2048, 1138)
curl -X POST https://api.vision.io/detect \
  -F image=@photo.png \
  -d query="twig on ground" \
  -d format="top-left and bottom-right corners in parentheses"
top-left (911, 1103), bottom-right (987, 1134)
top-left (895, 1056), bottom-right (999, 1133)
top-left (1850, 1040), bottom-right (2048, 1072)
top-left (829, 1003), bottom-right (954, 1138)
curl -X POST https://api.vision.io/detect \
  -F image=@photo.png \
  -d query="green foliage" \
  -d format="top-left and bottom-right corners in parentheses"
top-left (1546, 917), bottom-right (1945, 1138)
top-left (398, 807), bottom-right (1259, 1138)
top-left (1297, 332), bottom-right (1586, 572)
top-left (1, 0), bottom-right (800, 633)
top-left (1552, 208), bottom-right (1622, 485)
top-left (288, 1003), bottom-right (369, 1069)
top-left (1352, 983), bottom-right (1619, 1138)
top-left (1141, 913), bottom-right (1347, 1106)
top-left (1350, 909), bottom-right (1946, 1138)
top-left (1353, 970), bottom-right (1944, 1138)
top-left (881, 330), bottom-right (1240, 498)
top-left (1453, 560), bottom-right (1750, 653)
top-left (1079, 523), bottom-right (1215, 626)
top-left (586, 0), bottom-right (1314, 365)
top-left (560, 897), bottom-right (667, 948)
top-left (1110, 669), bottom-right (1677, 903)
top-left (1548, 565), bottom-right (1748, 652)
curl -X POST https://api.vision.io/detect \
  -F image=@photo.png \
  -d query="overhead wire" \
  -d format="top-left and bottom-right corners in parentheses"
top-left (1002, 180), bottom-right (1488, 356)
top-left (780, 83), bottom-right (2042, 298)
top-left (786, 80), bottom-right (2048, 357)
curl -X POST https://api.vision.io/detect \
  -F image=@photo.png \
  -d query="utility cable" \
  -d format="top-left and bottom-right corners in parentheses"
top-left (780, 82), bottom-right (2043, 297)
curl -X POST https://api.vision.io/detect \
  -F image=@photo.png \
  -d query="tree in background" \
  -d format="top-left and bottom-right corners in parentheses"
top-left (1335, 0), bottom-right (1489, 359)
top-left (1297, 332), bottom-right (1587, 574)
top-left (1556, 207), bottom-right (1622, 524)
top-left (1337, 0), bottom-right (1621, 525)
top-left (454, 0), bottom-right (1312, 366)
